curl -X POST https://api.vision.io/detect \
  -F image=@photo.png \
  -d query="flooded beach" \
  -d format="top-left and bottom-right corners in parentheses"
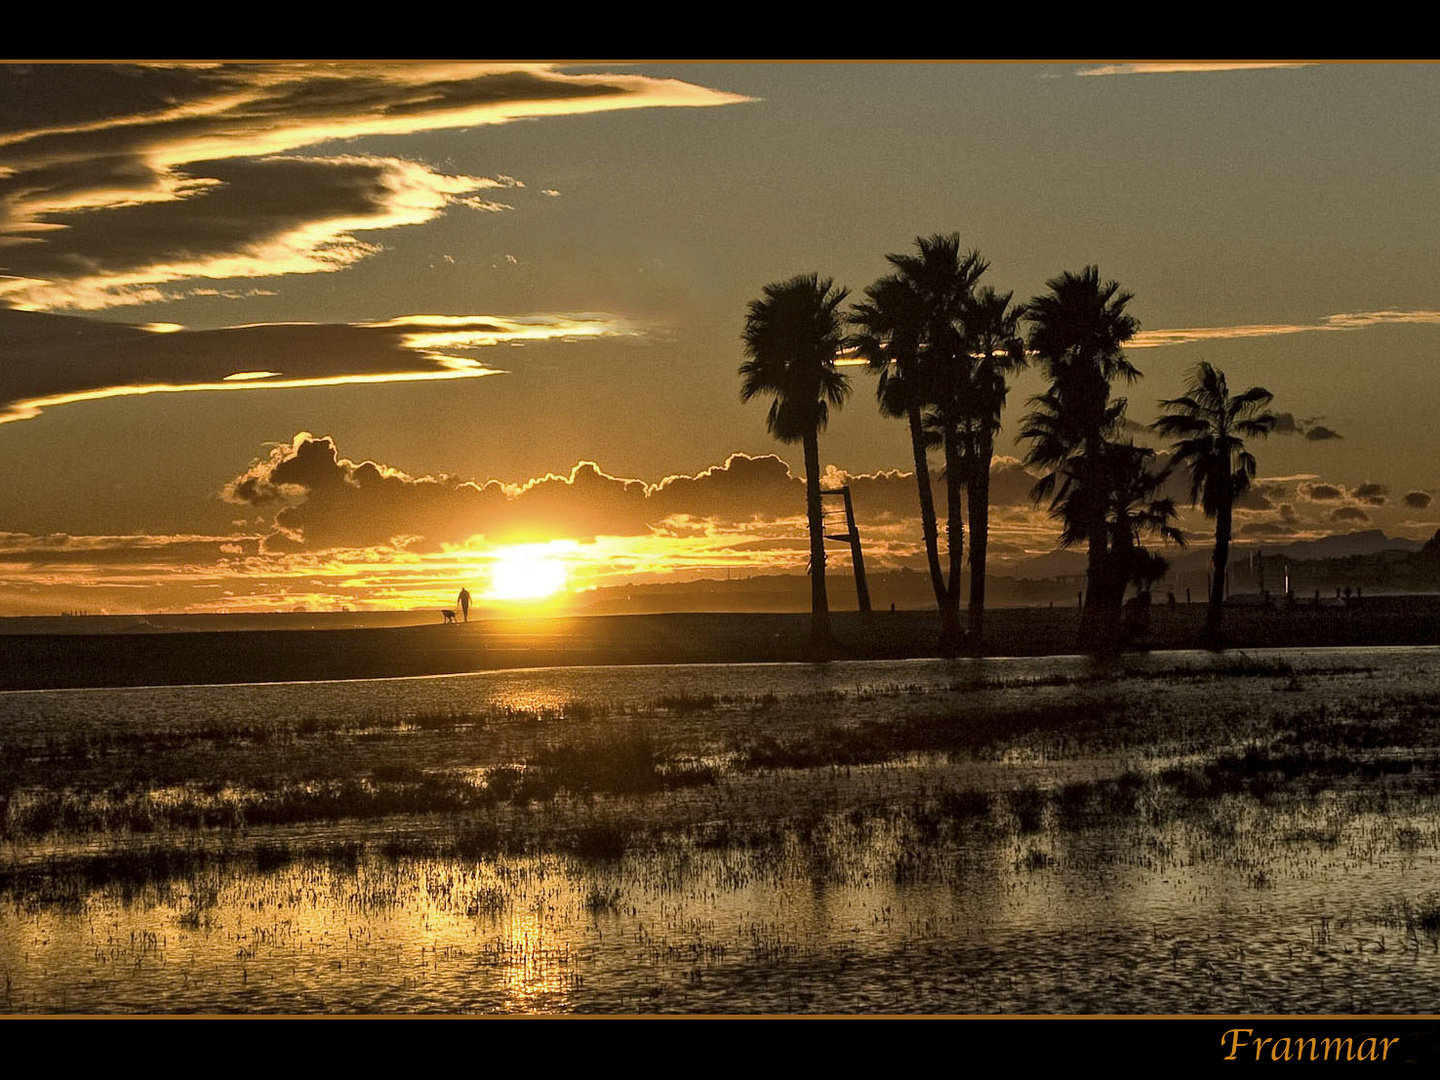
top-left (5, 647), bottom-right (1440, 1013)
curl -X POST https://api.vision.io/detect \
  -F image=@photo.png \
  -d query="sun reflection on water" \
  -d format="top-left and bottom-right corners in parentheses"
top-left (494, 907), bottom-right (577, 1013)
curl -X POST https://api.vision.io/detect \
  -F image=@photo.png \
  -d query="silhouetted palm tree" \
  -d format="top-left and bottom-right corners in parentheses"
top-left (850, 273), bottom-right (947, 617)
top-left (1151, 361), bottom-right (1276, 640)
top-left (887, 235), bottom-right (987, 653)
top-left (1102, 442), bottom-right (1186, 586)
top-left (1040, 441), bottom-right (1184, 643)
top-left (1021, 266), bottom-right (1141, 647)
top-left (1105, 444), bottom-right (1185, 644)
top-left (958, 285), bottom-right (1027, 642)
top-left (741, 274), bottom-right (851, 647)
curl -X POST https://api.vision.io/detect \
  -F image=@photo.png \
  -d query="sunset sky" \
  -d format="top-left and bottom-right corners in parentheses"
top-left (2, 61), bottom-right (1437, 615)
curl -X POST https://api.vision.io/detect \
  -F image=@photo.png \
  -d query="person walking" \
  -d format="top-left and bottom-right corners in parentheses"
top-left (457, 587), bottom-right (471, 622)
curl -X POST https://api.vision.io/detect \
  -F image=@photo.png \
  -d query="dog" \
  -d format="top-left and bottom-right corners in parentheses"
top-left (441, 609), bottom-right (457, 624)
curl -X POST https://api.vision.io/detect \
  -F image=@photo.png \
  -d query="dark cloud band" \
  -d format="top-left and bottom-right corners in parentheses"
top-left (224, 435), bottom-right (1051, 554)
top-left (0, 64), bottom-right (749, 310)
top-left (0, 309), bottom-right (633, 424)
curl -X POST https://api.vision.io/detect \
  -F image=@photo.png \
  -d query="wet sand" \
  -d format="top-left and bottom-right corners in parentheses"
top-left (5, 598), bottom-right (1440, 691)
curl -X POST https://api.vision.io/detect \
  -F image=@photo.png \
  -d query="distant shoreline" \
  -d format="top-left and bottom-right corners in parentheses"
top-left (4, 600), bottom-right (1440, 691)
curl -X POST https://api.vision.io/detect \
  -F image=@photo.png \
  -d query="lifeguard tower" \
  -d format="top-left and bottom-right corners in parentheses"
top-left (819, 486), bottom-right (871, 620)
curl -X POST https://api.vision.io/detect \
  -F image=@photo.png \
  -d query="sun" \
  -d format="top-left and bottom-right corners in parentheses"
top-left (485, 545), bottom-right (570, 601)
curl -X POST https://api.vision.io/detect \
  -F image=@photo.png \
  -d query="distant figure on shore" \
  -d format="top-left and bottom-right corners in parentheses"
top-left (441, 609), bottom-right (456, 624)
top-left (1167, 591), bottom-right (1176, 612)
top-left (457, 587), bottom-right (471, 622)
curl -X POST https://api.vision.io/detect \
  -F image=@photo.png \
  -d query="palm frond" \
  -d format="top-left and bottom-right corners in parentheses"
top-left (739, 273), bottom-right (851, 443)
top-left (1153, 361), bottom-right (1277, 526)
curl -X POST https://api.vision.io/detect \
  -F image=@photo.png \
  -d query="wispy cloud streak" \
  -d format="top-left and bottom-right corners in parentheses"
top-left (1076, 62), bottom-right (1313, 77)
top-left (1132, 310), bottom-right (1440, 348)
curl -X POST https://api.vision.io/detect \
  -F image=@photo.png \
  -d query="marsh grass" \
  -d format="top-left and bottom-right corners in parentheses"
top-left (1018, 847), bottom-right (1053, 871)
top-left (1, 722), bottom-right (726, 842)
top-left (1155, 744), bottom-right (1433, 806)
top-left (532, 729), bottom-right (665, 796)
top-left (1, 773), bottom-right (490, 840)
top-left (4, 652), bottom-right (1438, 928)
top-left (571, 822), bottom-right (628, 860)
top-left (734, 699), bottom-right (1118, 772)
top-left (652, 692), bottom-right (724, 714)
top-left (583, 883), bottom-right (623, 913)
top-left (1009, 785), bottom-right (1047, 834)
top-left (1370, 895), bottom-right (1440, 939)
top-left (939, 788), bottom-right (992, 820)
top-left (1397, 825), bottom-right (1424, 851)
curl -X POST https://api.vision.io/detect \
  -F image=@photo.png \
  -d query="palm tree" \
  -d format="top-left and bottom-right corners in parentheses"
top-left (1038, 441), bottom-right (1184, 643)
top-left (958, 285), bottom-right (1027, 642)
top-left (740, 273), bottom-right (851, 647)
top-left (884, 235), bottom-right (987, 653)
top-left (1151, 361), bottom-right (1277, 640)
top-left (850, 273), bottom-right (948, 619)
top-left (1102, 442), bottom-right (1187, 587)
top-left (1021, 266), bottom-right (1141, 647)
top-left (1102, 443), bottom-right (1185, 644)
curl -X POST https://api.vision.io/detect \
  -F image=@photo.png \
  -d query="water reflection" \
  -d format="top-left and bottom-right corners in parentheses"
top-left (6, 647), bottom-right (1440, 1012)
top-left (4, 813), bottom-right (1439, 1014)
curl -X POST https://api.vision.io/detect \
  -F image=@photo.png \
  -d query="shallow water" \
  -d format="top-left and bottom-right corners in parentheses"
top-left (5, 646), bottom-right (1440, 1014)
top-left (5, 645), bottom-right (1436, 734)
top-left (7, 817), bottom-right (1440, 1014)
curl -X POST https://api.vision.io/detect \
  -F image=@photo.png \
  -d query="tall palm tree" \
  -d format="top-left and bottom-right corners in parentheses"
top-left (958, 285), bottom-right (1027, 642)
top-left (885, 235), bottom-right (987, 653)
top-left (1151, 361), bottom-right (1276, 640)
top-left (850, 273), bottom-right (948, 618)
top-left (740, 273), bottom-right (851, 647)
top-left (1021, 266), bottom-right (1141, 647)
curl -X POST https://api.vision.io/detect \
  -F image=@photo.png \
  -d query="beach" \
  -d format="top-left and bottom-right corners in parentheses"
top-left (5, 598), bottom-right (1440, 690)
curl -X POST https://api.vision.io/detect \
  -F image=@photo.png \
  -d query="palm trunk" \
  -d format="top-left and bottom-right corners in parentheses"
top-left (1085, 542), bottom-right (1118, 650)
top-left (803, 430), bottom-right (832, 647)
top-left (1081, 442), bottom-right (1115, 650)
top-left (907, 407), bottom-right (947, 611)
top-left (1207, 498), bottom-right (1232, 639)
top-left (967, 430), bottom-right (992, 641)
top-left (1104, 531), bottom-right (1133, 637)
top-left (940, 420), bottom-right (965, 654)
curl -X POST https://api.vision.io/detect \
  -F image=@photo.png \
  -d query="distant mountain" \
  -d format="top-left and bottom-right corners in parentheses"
top-left (1250, 530), bottom-right (1423, 561)
top-left (999, 549), bottom-right (1088, 579)
top-left (1002, 530), bottom-right (1423, 580)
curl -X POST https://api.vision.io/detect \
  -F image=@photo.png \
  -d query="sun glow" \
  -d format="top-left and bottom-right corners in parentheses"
top-left (485, 543), bottom-right (572, 601)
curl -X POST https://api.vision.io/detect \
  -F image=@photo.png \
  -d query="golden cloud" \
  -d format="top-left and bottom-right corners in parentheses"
top-left (1076, 63), bottom-right (1312, 77)
top-left (1132, 310), bottom-right (1440, 348)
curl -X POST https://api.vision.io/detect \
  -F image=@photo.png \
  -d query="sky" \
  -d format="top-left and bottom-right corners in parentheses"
top-left (1, 60), bottom-right (1437, 615)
